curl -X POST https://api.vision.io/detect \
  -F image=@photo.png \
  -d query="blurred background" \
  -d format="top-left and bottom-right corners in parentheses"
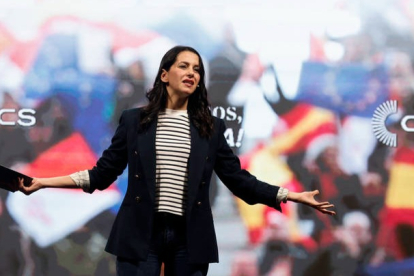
top-left (1, 0), bottom-right (414, 275)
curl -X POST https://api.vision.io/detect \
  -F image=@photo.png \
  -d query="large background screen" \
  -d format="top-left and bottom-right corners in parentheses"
top-left (1, 0), bottom-right (414, 275)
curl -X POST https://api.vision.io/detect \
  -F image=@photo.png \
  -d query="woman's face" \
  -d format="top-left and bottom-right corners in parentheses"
top-left (161, 51), bottom-right (201, 100)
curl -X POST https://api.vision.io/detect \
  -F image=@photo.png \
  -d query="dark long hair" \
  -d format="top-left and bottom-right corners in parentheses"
top-left (140, 46), bottom-right (214, 138)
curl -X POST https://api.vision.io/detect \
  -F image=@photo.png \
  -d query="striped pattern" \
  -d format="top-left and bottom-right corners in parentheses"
top-left (155, 109), bottom-right (191, 216)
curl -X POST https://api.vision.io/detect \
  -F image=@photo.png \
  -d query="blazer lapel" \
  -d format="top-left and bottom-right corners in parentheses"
top-left (137, 117), bottom-right (157, 203)
top-left (187, 123), bottom-right (209, 211)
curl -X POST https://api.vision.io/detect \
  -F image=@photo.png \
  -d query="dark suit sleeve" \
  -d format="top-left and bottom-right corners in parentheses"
top-left (87, 110), bottom-right (129, 193)
top-left (214, 119), bottom-right (281, 211)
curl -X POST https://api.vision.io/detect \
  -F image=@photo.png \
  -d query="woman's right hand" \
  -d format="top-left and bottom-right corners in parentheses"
top-left (17, 177), bottom-right (43, 195)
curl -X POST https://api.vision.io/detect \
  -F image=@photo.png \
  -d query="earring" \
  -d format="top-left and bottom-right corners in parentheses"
top-left (197, 85), bottom-right (200, 87)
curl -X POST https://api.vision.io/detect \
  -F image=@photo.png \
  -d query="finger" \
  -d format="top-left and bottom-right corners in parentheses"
top-left (19, 186), bottom-right (32, 195)
top-left (328, 210), bottom-right (336, 216)
top-left (312, 190), bottom-right (320, 196)
top-left (18, 178), bottom-right (32, 195)
top-left (320, 208), bottom-right (336, 216)
top-left (318, 204), bottom-right (334, 209)
top-left (319, 204), bottom-right (335, 210)
top-left (314, 201), bottom-right (331, 206)
top-left (18, 177), bottom-right (25, 189)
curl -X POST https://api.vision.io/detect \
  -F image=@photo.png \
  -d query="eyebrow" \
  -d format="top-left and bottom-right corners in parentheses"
top-left (178, 61), bottom-right (200, 67)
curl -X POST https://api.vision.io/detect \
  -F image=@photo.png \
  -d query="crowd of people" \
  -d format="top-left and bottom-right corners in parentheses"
top-left (2, 1), bottom-right (414, 275)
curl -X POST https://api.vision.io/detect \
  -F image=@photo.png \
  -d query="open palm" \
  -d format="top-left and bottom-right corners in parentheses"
top-left (291, 190), bottom-right (336, 216)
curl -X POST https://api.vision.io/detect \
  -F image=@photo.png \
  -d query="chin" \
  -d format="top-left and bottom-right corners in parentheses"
top-left (181, 89), bottom-right (196, 96)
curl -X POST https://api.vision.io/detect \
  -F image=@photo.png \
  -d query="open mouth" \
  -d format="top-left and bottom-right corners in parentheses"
top-left (183, 79), bottom-right (194, 86)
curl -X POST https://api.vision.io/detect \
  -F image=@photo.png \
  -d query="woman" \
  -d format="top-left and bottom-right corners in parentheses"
top-left (16, 46), bottom-right (335, 276)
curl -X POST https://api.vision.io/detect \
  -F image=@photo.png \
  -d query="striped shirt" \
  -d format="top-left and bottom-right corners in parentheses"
top-left (155, 109), bottom-right (191, 216)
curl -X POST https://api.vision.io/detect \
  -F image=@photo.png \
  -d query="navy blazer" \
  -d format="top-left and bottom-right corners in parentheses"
top-left (87, 108), bottom-right (281, 264)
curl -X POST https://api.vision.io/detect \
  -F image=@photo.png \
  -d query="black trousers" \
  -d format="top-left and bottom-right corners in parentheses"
top-left (116, 212), bottom-right (209, 276)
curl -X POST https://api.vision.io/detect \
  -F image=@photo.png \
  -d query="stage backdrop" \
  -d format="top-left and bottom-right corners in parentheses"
top-left (1, 0), bottom-right (414, 275)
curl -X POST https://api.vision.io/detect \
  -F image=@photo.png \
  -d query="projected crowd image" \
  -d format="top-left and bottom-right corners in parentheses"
top-left (1, 0), bottom-right (414, 275)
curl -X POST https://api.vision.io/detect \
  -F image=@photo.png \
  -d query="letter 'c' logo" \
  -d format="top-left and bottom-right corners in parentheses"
top-left (372, 100), bottom-right (397, 147)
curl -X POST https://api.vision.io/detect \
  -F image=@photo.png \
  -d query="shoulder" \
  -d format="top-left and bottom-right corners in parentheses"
top-left (122, 107), bottom-right (143, 117)
top-left (112, 108), bottom-right (144, 130)
top-left (119, 107), bottom-right (144, 121)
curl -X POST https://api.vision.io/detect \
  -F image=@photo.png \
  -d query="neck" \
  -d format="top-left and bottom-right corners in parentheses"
top-left (166, 96), bottom-right (189, 110)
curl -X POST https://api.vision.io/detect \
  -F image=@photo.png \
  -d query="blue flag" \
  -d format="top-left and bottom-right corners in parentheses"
top-left (295, 61), bottom-right (389, 117)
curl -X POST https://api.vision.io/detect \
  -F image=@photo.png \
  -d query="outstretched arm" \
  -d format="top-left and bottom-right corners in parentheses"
top-left (14, 110), bottom-right (132, 196)
top-left (16, 176), bottom-right (78, 195)
top-left (287, 190), bottom-right (336, 216)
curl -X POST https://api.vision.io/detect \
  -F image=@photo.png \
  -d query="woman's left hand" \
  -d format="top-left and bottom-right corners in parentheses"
top-left (287, 190), bottom-right (336, 216)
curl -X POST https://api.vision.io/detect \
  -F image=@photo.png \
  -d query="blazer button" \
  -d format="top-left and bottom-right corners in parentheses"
top-left (135, 196), bottom-right (141, 203)
top-left (201, 181), bottom-right (206, 186)
top-left (197, 201), bottom-right (202, 206)
top-left (205, 156), bottom-right (209, 160)
top-left (135, 174), bottom-right (140, 179)
top-left (134, 151), bottom-right (138, 155)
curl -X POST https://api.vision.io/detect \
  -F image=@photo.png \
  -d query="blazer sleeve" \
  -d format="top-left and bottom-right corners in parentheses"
top-left (214, 119), bottom-right (282, 211)
top-left (87, 110), bottom-right (129, 193)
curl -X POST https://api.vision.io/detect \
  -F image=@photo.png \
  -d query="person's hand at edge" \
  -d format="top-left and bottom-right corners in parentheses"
top-left (17, 177), bottom-right (43, 195)
top-left (287, 190), bottom-right (336, 216)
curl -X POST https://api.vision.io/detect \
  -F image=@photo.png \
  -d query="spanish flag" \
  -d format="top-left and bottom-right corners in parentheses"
top-left (267, 102), bottom-right (337, 156)
top-left (378, 146), bottom-right (414, 259)
top-left (237, 144), bottom-right (303, 245)
top-left (237, 103), bottom-right (337, 245)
